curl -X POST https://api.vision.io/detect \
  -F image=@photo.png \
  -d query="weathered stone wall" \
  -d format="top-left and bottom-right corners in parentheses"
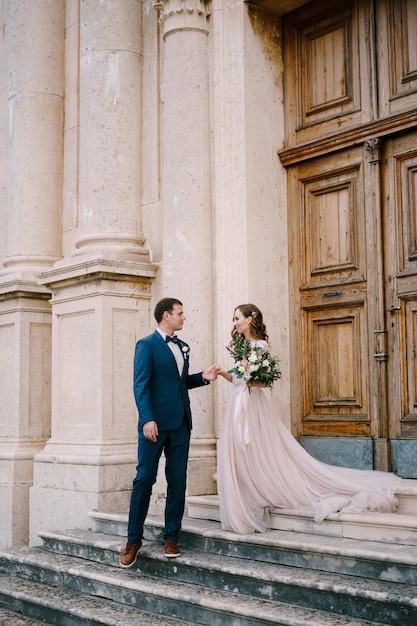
top-left (0, 0), bottom-right (291, 547)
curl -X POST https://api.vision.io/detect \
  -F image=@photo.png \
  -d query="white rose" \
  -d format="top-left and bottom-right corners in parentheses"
top-left (248, 353), bottom-right (258, 363)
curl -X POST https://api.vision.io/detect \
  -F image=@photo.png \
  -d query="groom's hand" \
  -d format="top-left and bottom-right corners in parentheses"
top-left (203, 365), bottom-right (219, 381)
top-left (143, 421), bottom-right (158, 442)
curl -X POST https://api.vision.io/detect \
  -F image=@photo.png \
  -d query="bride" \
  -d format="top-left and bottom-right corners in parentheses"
top-left (216, 303), bottom-right (401, 535)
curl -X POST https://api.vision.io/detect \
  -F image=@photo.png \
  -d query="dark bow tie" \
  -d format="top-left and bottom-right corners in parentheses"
top-left (166, 335), bottom-right (179, 344)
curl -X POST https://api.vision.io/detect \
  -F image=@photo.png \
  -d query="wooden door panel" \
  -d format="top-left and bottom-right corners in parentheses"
top-left (378, 0), bottom-right (417, 117)
top-left (385, 132), bottom-right (417, 438)
top-left (283, 0), bottom-right (373, 147)
top-left (302, 166), bottom-right (364, 285)
top-left (302, 304), bottom-right (370, 436)
top-left (395, 150), bottom-right (417, 274)
top-left (302, 14), bottom-right (357, 118)
top-left (402, 302), bottom-right (417, 432)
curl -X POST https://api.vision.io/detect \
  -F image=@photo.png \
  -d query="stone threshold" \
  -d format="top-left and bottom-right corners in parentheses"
top-left (185, 479), bottom-right (417, 546)
top-left (86, 478), bottom-right (417, 547)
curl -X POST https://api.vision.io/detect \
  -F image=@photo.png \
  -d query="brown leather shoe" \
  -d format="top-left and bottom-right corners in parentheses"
top-left (119, 541), bottom-right (142, 568)
top-left (164, 539), bottom-right (181, 558)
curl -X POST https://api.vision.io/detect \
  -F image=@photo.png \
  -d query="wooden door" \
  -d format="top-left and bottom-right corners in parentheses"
top-left (281, 0), bottom-right (417, 472)
top-left (287, 143), bottom-right (390, 468)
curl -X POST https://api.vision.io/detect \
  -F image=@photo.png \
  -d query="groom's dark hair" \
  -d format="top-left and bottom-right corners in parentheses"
top-left (154, 297), bottom-right (183, 323)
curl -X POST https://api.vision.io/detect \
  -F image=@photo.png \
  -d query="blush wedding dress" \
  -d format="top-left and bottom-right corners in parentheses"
top-left (217, 342), bottom-right (401, 535)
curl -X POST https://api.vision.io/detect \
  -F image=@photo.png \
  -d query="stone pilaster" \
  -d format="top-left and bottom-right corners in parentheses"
top-left (153, 0), bottom-right (217, 498)
top-left (0, 0), bottom-right (64, 547)
top-left (210, 0), bottom-right (290, 430)
top-left (30, 0), bottom-right (158, 544)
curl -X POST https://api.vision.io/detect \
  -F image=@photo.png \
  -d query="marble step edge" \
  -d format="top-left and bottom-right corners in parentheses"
top-left (38, 528), bottom-right (417, 592)
top-left (365, 477), bottom-right (417, 516)
top-left (185, 495), bottom-right (417, 546)
top-left (0, 552), bottom-right (405, 626)
top-left (89, 507), bottom-right (417, 555)
top-left (0, 552), bottom-right (386, 626)
top-left (91, 510), bottom-right (417, 566)
top-left (48, 520), bottom-right (417, 572)
top-left (0, 573), bottom-right (188, 626)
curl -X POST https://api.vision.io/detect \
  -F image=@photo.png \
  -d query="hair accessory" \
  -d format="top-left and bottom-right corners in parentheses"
top-left (251, 311), bottom-right (257, 318)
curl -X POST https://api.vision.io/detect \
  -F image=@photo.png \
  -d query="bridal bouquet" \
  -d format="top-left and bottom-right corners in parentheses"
top-left (227, 334), bottom-right (281, 390)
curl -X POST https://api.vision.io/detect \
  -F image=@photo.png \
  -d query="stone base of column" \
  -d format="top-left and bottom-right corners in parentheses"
top-left (187, 438), bottom-right (217, 497)
top-left (30, 259), bottom-right (158, 545)
top-left (0, 443), bottom-right (46, 547)
top-left (0, 283), bottom-right (52, 548)
top-left (30, 443), bottom-right (137, 545)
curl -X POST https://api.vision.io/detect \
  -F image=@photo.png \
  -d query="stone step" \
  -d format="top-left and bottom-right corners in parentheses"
top-left (87, 478), bottom-right (417, 547)
top-left (35, 526), bottom-right (417, 625)
top-left (395, 479), bottom-right (417, 514)
top-left (0, 603), bottom-right (48, 626)
top-left (185, 490), bottom-right (417, 546)
top-left (0, 548), bottom-right (390, 626)
top-left (88, 512), bottom-right (417, 585)
top-left (0, 573), bottom-right (187, 626)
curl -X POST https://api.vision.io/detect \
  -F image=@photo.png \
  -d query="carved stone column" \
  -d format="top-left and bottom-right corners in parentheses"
top-left (153, 0), bottom-right (217, 499)
top-left (2, 1), bottom-right (63, 277)
top-left (30, 0), bottom-right (158, 544)
top-left (0, 0), bottom-right (64, 547)
top-left (70, 0), bottom-right (148, 264)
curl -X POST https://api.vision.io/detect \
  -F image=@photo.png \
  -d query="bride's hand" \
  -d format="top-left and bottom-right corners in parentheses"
top-left (216, 366), bottom-right (233, 383)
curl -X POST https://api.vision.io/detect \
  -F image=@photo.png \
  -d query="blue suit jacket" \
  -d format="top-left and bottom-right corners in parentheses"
top-left (133, 330), bottom-right (208, 431)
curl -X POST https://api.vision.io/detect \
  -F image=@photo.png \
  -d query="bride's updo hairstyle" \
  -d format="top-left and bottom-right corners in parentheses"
top-left (231, 303), bottom-right (269, 344)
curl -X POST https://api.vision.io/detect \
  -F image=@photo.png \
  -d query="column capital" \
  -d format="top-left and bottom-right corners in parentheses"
top-left (365, 137), bottom-right (382, 164)
top-left (153, 0), bottom-right (211, 39)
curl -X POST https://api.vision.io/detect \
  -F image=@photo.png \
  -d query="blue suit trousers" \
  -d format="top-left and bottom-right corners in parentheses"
top-left (127, 416), bottom-right (191, 543)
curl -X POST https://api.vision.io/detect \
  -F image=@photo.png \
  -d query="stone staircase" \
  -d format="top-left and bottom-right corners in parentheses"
top-left (0, 481), bottom-right (417, 625)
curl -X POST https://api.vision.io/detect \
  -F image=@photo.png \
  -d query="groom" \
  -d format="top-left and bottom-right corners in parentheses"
top-left (120, 297), bottom-right (218, 567)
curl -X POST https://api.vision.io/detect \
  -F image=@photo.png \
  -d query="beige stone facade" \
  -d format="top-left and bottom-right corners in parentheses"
top-left (0, 0), bottom-right (294, 547)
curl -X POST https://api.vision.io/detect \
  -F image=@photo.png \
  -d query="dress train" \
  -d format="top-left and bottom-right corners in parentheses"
top-left (217, 379), bottom-right (401, 535)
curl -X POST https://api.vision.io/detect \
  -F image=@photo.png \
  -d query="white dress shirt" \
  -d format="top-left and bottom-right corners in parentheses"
top-left (157, 329), bottom-right (184, 375)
